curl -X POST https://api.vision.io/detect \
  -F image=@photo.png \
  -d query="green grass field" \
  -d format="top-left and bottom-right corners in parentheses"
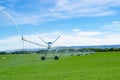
top-left (0, 52), bottom-right (120, 80)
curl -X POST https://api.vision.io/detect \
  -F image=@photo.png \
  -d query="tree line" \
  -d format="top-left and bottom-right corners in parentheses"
top-left (1, 48), bottom-right (120, 55)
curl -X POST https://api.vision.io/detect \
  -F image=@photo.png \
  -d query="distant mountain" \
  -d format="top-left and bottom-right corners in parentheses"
top-left (69, 45), bottom-right (120, 49)
top-left (5, 48), bottom-right (41, 52)
top-left (4, 45), bottom-right (120, 52)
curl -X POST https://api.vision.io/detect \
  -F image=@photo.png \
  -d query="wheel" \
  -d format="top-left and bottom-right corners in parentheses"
top-left (41, 56), bottom-right (45, 60)
top-left (54, 56), bottom-right (59, 60)
top-left (78, 54), bottom-right (80, 56)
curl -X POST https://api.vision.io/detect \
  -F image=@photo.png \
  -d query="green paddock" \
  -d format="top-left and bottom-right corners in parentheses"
top-left (0, 52), bottom-right (120, 80)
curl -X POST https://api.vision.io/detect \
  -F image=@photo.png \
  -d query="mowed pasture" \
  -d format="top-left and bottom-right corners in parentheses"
top-left (0, 52), bottom-right (120, 80)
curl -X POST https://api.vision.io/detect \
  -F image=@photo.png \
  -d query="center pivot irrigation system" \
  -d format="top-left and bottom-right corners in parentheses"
top-left (22, 36), bottom-right (61, 60)
top-left (0, 10), bottom-right (61, 60)
top-left (0, 10), bottom-right (96, 61)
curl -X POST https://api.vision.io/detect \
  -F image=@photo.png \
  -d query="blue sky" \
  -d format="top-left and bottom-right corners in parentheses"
top-left (0, 0), bottom-right (120, 51)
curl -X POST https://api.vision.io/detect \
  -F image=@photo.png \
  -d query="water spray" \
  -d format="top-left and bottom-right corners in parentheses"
top-left (0, 10), bottom-right (24, 50)
top-left (0, 10), bottom-right (22, 36)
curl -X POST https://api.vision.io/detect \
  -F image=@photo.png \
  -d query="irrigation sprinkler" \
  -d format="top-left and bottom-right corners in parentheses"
top-left (70, 49), bottom-right (96, 56)
top-left (39, 36), bottom-right (61, 60)
top-left (0, 10), bottom-right (62, 60)
top-left (22, 35), bottom-right (61, 60)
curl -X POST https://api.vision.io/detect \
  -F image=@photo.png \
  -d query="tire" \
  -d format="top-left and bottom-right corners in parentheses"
top-left (54, 56), bottom-right (59, 60)
top-left (78, 54), bottom-right (81, 56)
top-left (41, 56), bottom-right (45, 60)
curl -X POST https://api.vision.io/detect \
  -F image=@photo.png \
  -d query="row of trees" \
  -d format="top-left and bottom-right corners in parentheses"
top-left (53, 48), bottom-right (120, 53)
top-left (1, 48), bottom-right (120, 55)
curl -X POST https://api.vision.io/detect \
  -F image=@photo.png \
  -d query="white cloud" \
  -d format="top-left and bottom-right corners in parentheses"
top-left (72, 29), bottom-right (80, 32)
top-left (51, 0), bottom-right (120, 17)
top-left (0, 0), bottom-right (120, 25)
top-left (0, 6), bottom-right (5, 10)
top-left (77, 31), bottom-right (101, 37)
top-left (1, 30), bottom-right (120, 51)
top-left (103, 21), bottom-right (120, 31)
top-left (0, 36), bottom-right (22, 51)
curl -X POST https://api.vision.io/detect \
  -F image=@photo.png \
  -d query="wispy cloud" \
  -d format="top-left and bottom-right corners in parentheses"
top-left (0, 0), bottom-right (120, 25)
top-left (0, 6), bottom-right (5, 10)
top-left (72, 29), bottom-right (80, 32)
top-left (50, 0), bottom-right (120, 17)
top-left (103, 21), bottom-right (120, 31)
top-left (0, 36), bottom-right (21, 51)
top-left (1, 30), bottom-right (120, 51)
